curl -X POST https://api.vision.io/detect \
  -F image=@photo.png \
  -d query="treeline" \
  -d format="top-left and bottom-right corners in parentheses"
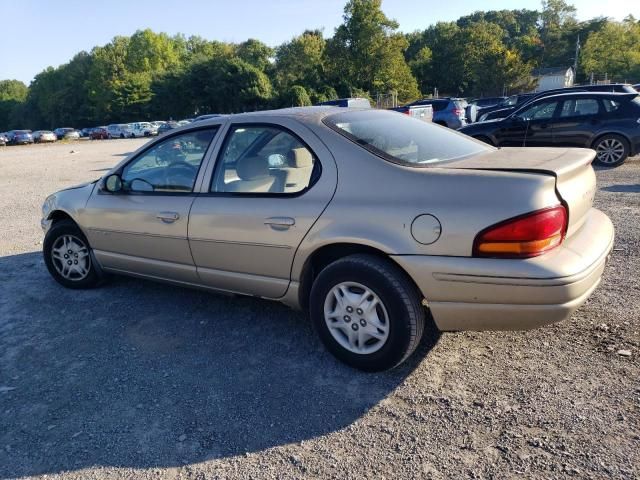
top-left (1, 0), bottom-right (639, 130)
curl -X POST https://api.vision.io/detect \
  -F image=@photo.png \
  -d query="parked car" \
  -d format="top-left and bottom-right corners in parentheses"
top-left (479, 84), bottom-right (638, 122)
top-left (390, 104), bottom-right (433, 122)
top-left (157, 121), bottom-right (179, 135)
top-left (129, 122), bottom-right (156, 137)
top-left (476, 93), bottom-right (536, 121)
top-left (0, 133), bottom-right (7, 146)
top-left (33, 130), bottom-right (57, 143)
top-left (7, 130), bottom-right (34, 145)
top-left (106, 124), bottom-right (134, 139)
top-left (80, 128), bottom-right (93, 138)
top-left (41, 107), bottom-right (613, 371)
top-left (89, 127), bottom-right (108, 140)
top-left (316, 98), bottom-right (371, 108)
top-left (470, 96), bottom-right (508, 108)
top-left (401, 98), bottom-right (468, 128)
top-left (633, 84), bottom-right (640, 91)
top-left (53, 128), bottom-right (79, 140)
top-left (459, 92), bottom-right (640, 167)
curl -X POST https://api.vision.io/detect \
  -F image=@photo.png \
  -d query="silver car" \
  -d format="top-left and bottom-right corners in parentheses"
top-left (41, 108), bottom-right (614, 371)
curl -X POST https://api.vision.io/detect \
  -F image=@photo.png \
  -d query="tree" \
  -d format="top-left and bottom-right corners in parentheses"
top-left (0, 80), bottom-right (28, 130)
top-left (274, 30), bottom-right (327, 93)
top-left (539, 0), bottom-right (578, 67)
top-left (325, 0), bottom-right (419, 101)
top-left (281, 85), bottom-right (312, 107)
top-left (237, 39), bottom-right (274, 72)
top-left (581, 19), bottom-right (640, 81)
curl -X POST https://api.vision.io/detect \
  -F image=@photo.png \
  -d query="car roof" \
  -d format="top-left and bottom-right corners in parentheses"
top-left (528, 91), bottom-right (638, 101)
top-left (191, 106), bottom-right (350, 127)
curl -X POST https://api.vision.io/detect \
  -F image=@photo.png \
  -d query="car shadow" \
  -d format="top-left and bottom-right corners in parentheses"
top-left (0, 251), bottom-right (440, 478)
top-left (112, 152), bottom-right (134, 157)
top-left (600, 184), bottom-right (640, 193)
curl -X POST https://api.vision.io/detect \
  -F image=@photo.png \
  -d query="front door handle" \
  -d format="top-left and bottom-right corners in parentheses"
top-left (264, 217), bottom-right (295, 230)
top-left (156, 211), bottom-right (180, 223)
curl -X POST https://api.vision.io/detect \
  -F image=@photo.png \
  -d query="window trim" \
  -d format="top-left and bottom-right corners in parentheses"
top-left (206, 122), bottom-right (322, 198)
top-left (101, 125), bottom-right (219, 196)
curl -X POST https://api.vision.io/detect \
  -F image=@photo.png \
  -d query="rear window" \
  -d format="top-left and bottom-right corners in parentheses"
top-left (324, 110), bottom-right (490, 166)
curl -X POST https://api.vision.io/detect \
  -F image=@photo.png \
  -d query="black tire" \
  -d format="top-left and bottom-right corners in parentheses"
top-left (120, 133), bottom-right (125, 139)
top-left (43, 219), bottom-right (103, 289)
top-left (473, 135), bottom-right (494, 146)
top-left (592, 134), bottom-right (629, 167)
top-left (309, 254), bottom-right (425, 372)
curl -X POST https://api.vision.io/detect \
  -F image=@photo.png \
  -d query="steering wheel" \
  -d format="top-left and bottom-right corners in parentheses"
top-left (163, 161), bottom-right (198, 189)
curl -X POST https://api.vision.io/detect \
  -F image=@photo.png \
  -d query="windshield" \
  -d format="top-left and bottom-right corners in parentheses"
top-left (324, 110), bottom-right (490, 166)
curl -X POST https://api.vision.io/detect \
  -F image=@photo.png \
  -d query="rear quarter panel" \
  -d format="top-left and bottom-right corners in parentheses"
top-left (290, 126), bottom-right (559, 282)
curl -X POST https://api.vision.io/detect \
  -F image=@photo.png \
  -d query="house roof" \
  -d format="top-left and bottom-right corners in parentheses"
top-left (532, 66), bottom-right (574, 76)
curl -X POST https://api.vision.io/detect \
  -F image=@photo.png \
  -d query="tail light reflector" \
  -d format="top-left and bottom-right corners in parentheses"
top-left (473, 205), bottom-right (568, 258)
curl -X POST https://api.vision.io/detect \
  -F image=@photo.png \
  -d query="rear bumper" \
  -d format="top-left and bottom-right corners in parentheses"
top-left (392, 208), bottom-right (614, 331)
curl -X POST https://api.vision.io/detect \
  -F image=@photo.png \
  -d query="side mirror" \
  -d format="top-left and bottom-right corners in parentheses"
top-left (104, 174), bottom-right (123, 193)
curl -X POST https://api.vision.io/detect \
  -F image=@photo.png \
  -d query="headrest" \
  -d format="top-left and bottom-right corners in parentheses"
top-left (236, 156), bottom-right (269, 180)
top-left (290, 148), bottom-right (313, 168)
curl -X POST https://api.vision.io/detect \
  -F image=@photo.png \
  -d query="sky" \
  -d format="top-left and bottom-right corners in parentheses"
top-left (1, 0), bottom-right (638, 85)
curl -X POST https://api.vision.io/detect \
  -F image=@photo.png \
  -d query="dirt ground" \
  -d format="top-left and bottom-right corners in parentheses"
top-left (0, 139), bottom-right (638, 479)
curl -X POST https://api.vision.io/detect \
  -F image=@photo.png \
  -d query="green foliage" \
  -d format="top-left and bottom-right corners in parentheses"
top-left (581, 18), bottom-right (640, 82)
top-left (1, 1), bottom-right (638, 131)
top-left (325, 0), bottom-right (419, 102)
top-left (0, 80), bottom-right (28, 129)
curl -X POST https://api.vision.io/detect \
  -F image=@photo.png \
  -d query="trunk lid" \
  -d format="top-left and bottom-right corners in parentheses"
top-left (445, 147), bottom-right (596, 237)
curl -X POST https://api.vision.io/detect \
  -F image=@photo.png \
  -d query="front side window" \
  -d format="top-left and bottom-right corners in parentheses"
top-left (324, 110), bottom-right (490, 166)
top-left (121, 128), bottom-right (216, 193)
top-left (560, 98), bottom-right (600, 117)
top-left (517, 101), bottom-right (559, 121)
top-left (212, 125), bottom-right (318, 194)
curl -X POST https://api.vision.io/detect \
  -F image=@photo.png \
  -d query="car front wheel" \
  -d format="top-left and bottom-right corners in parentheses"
top-left (43, 219), bottom-right (102, 289)
top-left (310, 254), bottom-right (425, 371)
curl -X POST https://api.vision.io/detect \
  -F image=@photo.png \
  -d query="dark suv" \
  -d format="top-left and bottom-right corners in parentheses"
top-left (402, 98), bottom-right (468, 128)
top-left (459, 92), bottom-right (640, 167)
top-left (479, 84), bottom-right (637, 122)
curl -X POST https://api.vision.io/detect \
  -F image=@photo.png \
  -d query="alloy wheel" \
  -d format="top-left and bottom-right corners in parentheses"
top-left (596, 138), bottom-right (625, 165)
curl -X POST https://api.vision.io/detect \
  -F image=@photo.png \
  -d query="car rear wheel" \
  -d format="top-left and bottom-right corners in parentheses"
top-left (593, 134), bottom-right (629, 167)
top-left (43, 219), bottom-right (103, 289)
top-left (310, 254), bottom-right (425, 371)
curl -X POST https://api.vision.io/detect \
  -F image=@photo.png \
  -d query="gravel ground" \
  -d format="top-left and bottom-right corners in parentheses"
top-left (0, 140), bottom-right (638, 480)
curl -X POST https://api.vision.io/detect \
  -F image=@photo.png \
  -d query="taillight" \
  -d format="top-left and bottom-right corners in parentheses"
top-left (452, 108), bottom-right (464, 116)
top-left (473, 205), bottom-right (568, 258)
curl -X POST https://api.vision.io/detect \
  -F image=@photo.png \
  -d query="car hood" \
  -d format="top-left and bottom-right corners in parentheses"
top-left (57, 179), bottom-right (98, 193)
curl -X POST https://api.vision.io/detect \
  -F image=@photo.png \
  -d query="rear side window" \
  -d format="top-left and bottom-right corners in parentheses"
top-left (560, 98), bottom-right (600, 117)
top-left (324, 110), bottom-right (490, 166)
top-left (602, 99), bottom-right (622, 113)
top-left (212, 125), bottom-right (319, 194)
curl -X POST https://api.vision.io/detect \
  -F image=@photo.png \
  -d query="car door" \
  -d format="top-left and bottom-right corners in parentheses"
top-left (188, 118), bottom-right (337, 298)
top-left (497, 100), bottom-right (559, 147)
top-left (82, 127), bottom-right (219, 283)
top-left (552, 97), bottom-right (601, 148)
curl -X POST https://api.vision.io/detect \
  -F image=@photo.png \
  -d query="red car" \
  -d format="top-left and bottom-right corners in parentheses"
top-left (90, 127), bottom-right (108, 140)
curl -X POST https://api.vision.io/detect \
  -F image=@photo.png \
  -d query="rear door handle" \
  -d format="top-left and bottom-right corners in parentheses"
top-left (156, 211), bottom-right (180, 223)
top-left (264, 217), bottom-right (295, 230)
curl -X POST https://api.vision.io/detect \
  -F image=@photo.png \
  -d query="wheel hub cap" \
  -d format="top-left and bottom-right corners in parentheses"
top-left (51, 235), bottom-right (90, 281)
top-left (323, 282), bottom-right (390, 354)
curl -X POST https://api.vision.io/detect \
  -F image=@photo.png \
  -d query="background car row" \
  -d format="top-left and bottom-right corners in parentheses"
top-left (0, 119), bottom-right (200, 146)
